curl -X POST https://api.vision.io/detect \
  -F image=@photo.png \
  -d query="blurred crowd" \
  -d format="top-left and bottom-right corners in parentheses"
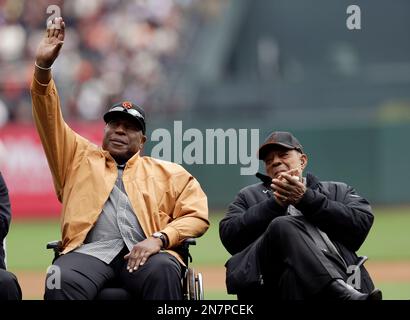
top-left (0, 0), bottom-right (225, 125)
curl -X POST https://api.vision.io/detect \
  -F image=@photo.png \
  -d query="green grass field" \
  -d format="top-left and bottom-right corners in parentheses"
top-left (6, 207), bottom-right (410, 300)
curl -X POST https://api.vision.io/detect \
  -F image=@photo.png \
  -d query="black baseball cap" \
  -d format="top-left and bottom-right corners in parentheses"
top-left (258, 131), bottom-right (304, 160)
top-left (103, 101), bottom-right (146, 134)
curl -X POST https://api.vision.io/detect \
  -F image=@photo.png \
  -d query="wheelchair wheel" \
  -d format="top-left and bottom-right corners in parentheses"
top-left (196, 272), bottom-right (204, 300)
top-left (187, 268), bottom-right (196, 300)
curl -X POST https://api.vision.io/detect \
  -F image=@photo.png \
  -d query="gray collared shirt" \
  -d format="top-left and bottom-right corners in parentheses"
top-left (74, 165), bottom-right (146, 264)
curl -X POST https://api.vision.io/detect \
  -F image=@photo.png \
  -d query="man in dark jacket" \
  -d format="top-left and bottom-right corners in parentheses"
top-left (0, 172), bottom-right (22, 300)
top-left (219, 131), bottom-right (382, 300)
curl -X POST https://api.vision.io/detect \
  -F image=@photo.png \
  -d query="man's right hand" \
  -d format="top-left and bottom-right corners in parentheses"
top-left (34, 17), bottom-right (65, 85)
top-left (35, 17), bottom-right (65, 68)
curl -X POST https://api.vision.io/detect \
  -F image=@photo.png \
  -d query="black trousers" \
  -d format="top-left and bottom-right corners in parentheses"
top-left (0, 269), bottom-right (22, 300)
top-left (251, 215), bottom-right (347, 300)
top-left (44, 246), bottom-right (183, 300)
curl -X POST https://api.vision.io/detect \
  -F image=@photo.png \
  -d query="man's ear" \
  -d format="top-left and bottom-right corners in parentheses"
top-left (300, 154), bottom-right (308, 170)
top-left (140, 134), bottom-right (147, 146)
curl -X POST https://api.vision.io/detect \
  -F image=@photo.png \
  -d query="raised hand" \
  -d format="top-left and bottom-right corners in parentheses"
top-left (35, 17), bottom-right (65, 69)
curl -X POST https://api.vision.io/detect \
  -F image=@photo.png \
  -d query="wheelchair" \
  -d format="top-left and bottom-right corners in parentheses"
top-left (46, 238), bottom-right (204, 300)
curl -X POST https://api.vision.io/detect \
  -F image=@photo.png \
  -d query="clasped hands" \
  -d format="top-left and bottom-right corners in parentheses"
top-left (271, 168), bottom-right (306, 207)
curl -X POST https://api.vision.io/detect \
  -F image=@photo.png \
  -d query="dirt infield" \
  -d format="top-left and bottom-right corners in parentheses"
top-left (14, 261), bottom-right (410, 299)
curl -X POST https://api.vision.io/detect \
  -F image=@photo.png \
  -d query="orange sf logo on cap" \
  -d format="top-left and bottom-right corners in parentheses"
top-left (122, 101), bottom-right (133, 109)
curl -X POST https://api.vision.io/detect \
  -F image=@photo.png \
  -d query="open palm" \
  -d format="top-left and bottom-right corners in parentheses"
top-left (35, 17), bottom-right (65, 68)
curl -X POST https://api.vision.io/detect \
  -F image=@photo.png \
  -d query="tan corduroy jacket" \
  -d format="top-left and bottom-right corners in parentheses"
top-left (31, 78), bottom-right (209, 263)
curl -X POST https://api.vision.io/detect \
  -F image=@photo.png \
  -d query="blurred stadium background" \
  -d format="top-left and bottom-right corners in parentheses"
top-left (1, 0), bottom-right (410, 299)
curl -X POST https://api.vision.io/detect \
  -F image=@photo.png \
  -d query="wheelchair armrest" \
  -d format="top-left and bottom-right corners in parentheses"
top-left (46, 240), bottom-right (62, 259)
top-left (181, 238), bottom-right (196, 249)
top-left (45, 239), bottom-right (196, 251)
top-left (45, 238), bottom-right (198, 264)
top-left (46, 240), bottom-right (61, 250)
top-left (356, 256), bottom-right (368, 269)
top-left (178, 238), bottom-right (197, 266)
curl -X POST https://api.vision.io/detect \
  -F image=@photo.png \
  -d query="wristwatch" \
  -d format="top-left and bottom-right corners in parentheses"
top-left (152, 232), bottom-right (168, 249)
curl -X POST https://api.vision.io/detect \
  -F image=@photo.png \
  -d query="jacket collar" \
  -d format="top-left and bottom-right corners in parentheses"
top-left (125, 151), bottom-right (141, 167)
top-left (101, 149), bottom-right (141, 167)
top-left (255, 172), bottom-right (272, 187)
top-left (255, 172), bottom-right (320, 190)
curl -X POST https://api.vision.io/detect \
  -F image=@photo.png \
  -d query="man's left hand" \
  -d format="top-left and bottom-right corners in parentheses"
top-left (124, 237), bottom-right (162, 272)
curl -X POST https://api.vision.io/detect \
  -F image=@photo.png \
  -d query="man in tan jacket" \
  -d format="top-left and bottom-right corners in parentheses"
top-left (31, 17), bottom-right (209, 300)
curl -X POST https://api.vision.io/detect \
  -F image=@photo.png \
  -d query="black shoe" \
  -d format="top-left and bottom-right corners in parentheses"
top-left (368, 288), bottom-right (383, 300)
top-left (325, 279), bottom-right (382, 300)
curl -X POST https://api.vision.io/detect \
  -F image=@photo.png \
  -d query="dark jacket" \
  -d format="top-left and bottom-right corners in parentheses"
top-left (219, 172), bottom-right (375, 294)
top-left (0, 172), bottom-right (11, 270)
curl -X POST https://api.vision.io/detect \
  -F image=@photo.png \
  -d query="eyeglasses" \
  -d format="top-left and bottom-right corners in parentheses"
top-left (109, 106), bottom-right (144, 120)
